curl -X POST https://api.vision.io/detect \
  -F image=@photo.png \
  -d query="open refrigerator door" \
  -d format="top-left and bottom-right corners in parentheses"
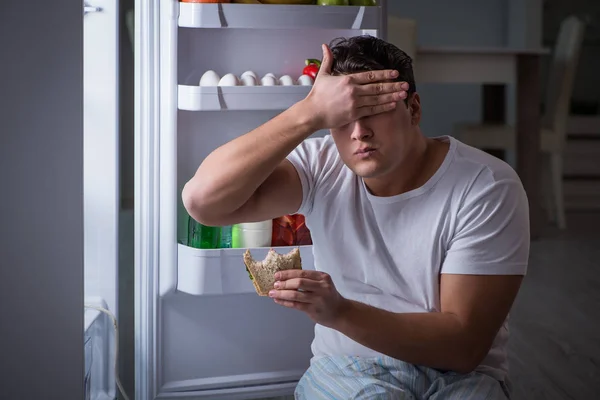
top-left (135, 1), bottom-right (386, 399)
top-left (84, 0), bottom-right (130, 399)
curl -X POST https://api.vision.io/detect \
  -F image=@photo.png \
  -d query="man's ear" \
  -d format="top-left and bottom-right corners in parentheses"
top-left (408, 93), bottom-right (422, 125)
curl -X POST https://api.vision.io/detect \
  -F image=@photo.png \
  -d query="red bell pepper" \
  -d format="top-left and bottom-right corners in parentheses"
top-left (302, 58), bottom-right (322, 79)
top-left (271, 214), bottom-right (312, 247)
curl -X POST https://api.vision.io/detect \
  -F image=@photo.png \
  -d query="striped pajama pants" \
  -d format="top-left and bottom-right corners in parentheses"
top-left (294, 356), bottom-right (510, 400)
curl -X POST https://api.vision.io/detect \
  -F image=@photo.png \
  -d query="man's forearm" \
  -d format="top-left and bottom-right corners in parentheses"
top-left (332, 300), bottom-right (484, 373)
top-left (182, 100), bottom-right (315, 223)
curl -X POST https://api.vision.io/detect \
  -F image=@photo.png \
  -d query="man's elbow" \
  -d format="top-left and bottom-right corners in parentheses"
top-left (182, 181), bottom-right (213, 226)
top-left (453, 345), bottom-right (490, 374)
top-left (452, 359), bottom-right (479, 375)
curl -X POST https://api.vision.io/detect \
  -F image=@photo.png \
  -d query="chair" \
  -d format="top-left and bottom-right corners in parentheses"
top-left (452, 16), bottom-right (586, 229)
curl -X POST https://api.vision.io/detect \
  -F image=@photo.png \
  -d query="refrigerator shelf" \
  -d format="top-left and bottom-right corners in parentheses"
top-left (178, 84), bottom-right (311, 111)
top-left (178, 3), bottom-right (381, 30)
top-left (178, 243), bottom-right (315, 296)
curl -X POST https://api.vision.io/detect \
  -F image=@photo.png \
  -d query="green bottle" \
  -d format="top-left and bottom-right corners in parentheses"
top-left (187, 215), bottom-right (221, 249)
top-left (219, 225), bottom-right (233, 248)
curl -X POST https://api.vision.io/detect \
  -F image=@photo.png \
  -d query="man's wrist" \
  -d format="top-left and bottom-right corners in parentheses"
top-left (291, 97), bottom-right (323, 133)
top-left (329, 297), bottom-right (355, 332)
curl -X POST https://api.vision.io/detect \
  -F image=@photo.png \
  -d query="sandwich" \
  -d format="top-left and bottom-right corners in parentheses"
top-left (243, 247), bottom-right (302, 296)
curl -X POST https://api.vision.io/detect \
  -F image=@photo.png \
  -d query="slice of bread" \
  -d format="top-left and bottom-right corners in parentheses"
top-left (243, 247), bottom-right (302, 296)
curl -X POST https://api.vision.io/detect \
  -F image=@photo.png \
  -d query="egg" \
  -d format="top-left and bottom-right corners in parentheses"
top-left (279, 75), bottom-right (294, 86)
top-left (199, 70), bottom-right (220, 87)
top-left (241, 71), bottom-right (258, 81)
top-left (264, 73), bottom-right (276, 79)
top-left (240, 75), bottom-right (257, 86)
top-left (297, 74), bottom-right (314, 86)
top-left (260, 75), bottom-right (277, 86)
top-left (218, 73), bottom-right (239, 87)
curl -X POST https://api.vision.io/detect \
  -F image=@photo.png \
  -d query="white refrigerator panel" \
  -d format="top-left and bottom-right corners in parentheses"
top-left (84, 0), bottom-right (120, 398)
top-left (161, 294), bottom-right (315, 392)
top-left (84, 0), bottom-right (120, 322)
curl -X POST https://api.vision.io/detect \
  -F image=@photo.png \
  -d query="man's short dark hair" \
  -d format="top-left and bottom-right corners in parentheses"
top-left (329, 35), bottom-right (416, 103)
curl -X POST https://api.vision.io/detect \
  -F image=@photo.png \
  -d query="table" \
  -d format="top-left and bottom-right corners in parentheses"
top-left (414, 46), bottom-right (551, 239)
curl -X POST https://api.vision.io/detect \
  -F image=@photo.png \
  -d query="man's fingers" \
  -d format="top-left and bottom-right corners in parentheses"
top-left (350, 69), bottom-right (399, 84)
top-left (354, 81), bottom-right (409, 96)
top-left (269, 289), bottom-right (312, 303)
top-left (274, 278), bottom-right (322, 291)
top-left (357, 92), bottom-right (407, 107)
top-left (275, 269), bottom-right (326, 281)
top-left (355, 102), bottom-right (398, 119)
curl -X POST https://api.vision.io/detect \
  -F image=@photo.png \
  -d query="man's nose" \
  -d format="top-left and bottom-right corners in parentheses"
top-left (350, 119), bottom-right (373, 141)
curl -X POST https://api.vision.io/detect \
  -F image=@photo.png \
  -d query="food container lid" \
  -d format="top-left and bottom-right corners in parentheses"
top-left (237, 220), bottom-right (273, 230)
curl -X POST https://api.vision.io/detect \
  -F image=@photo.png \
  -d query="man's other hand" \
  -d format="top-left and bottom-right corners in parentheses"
top-left (269, 269), bottom-right (348, 328)
top-left (302, 44), bottom-right (410, 130)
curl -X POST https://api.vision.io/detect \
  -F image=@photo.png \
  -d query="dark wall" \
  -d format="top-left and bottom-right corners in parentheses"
top-left (0, 0), bottom-right (84, 398)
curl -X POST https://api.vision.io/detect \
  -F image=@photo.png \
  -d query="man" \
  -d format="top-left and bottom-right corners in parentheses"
top-left (182, 36), bottom-right (529, 399)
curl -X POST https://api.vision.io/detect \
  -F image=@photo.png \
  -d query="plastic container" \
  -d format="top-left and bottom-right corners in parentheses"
top-left (178, 1), bottom-right (382, 30)
top-left (177, 244), bottom-right (315, 296)
top-left (231, 220), bottom-right (273, 248)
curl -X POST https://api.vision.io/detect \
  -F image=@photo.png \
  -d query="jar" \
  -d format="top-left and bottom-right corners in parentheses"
top-left (231, 220), bottom-right (273, 248)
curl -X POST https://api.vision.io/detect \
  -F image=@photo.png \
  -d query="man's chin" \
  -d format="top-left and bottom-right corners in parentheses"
top-left (350, 164), bottom-right (383, 179)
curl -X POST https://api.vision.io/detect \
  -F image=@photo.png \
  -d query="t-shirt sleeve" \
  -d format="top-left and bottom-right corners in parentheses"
top-left (441, 173), bottom-right (530, 276)
top-left (286, 135), bottom-right (338, 217)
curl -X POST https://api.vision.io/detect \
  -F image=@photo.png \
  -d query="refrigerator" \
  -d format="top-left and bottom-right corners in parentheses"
top-left (84, 1), bottom-right (387, 399)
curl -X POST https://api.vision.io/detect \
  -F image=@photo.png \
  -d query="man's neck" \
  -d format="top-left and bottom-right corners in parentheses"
top-left (364, 135), bottom-right (449, 198)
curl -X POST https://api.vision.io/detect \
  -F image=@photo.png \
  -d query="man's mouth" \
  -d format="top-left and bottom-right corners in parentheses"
top-left (355, 147), bottom-right (375, 154)
top-left (354, 147), bottom-right (377, 158)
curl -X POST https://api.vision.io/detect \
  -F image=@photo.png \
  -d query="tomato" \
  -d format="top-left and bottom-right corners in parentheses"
top-left (302, 64), bottom-right (319, 79)
top-left (302, 58), bottom-right (321, 80)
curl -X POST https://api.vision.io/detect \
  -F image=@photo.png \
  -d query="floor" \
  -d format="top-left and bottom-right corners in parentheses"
top-left (507, 212), bottom-right (600, 399)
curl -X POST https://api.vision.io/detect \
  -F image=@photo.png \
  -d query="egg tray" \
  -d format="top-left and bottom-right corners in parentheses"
top-left (178, 84), bottom-right (312, 111)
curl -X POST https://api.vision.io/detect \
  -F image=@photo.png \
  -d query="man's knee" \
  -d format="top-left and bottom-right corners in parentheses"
top-left (295, 368), bottom-right (412, 400)
top-left (426, 373), bottom-right (509, 400)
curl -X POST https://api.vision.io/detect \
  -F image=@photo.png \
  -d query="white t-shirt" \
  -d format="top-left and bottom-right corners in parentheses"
top-left (286, 135), bottom-right (530, 382)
